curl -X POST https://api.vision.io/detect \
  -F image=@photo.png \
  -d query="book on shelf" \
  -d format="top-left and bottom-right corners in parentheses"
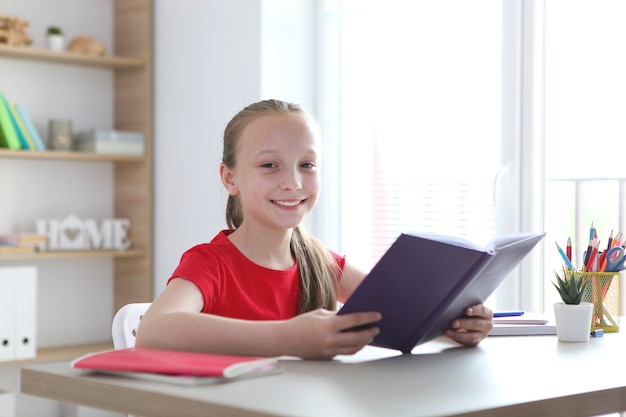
top-left (14, 103), bottom-right (46, 151)
top-left (0, 92), bottom-right (21, 150)
top-left (8, 102), bottom-right (38, 150)
top-left (73, 129), bottom-right (145, 156)
top-left (0, 233), bottom-right (47, 254)
top-left (72, 347), bottom-right (283, 386)
top-left (338, 231), bottom-right (545, 353)
top-left (7, 101), bottom-right (32, 150)
top-left (0, 245), bottom-right (37, 255)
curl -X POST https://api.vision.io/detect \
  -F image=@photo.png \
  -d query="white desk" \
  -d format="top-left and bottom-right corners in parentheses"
top-left (21, 333), bottom-right (626, 417)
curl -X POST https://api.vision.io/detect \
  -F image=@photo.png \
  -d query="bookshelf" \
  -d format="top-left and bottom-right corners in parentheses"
top-left (0, 148), bottom-right (144, 162)
top-left (0, 249), bottom-right (145, 262)
top-left (0, 43), bottom-right (143, 69)
top-left (0, 0), bottom-right (153, 364)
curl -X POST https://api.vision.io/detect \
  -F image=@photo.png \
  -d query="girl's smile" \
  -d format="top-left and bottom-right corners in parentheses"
top-left (272, 199), bottom-right (308, 208)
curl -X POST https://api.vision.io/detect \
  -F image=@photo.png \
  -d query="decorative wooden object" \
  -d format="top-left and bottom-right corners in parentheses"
top-left (68, 35), bottom-right (105, 56)
top-left (0, 15), bottom-right (32, 46)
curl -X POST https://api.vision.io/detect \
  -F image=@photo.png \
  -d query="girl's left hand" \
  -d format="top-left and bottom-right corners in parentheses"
top-left (445, 304), bottom-right (493, 346)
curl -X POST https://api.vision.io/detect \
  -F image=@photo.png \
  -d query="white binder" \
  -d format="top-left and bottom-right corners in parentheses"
top-left (0, 270), bottom-right (16, 361)
top-left (14, 267), bottom-right (37, 360)
top-left (0, 266), bottom-right (37, 361)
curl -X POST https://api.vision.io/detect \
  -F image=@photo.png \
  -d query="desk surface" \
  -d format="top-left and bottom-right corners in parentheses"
top-left (21, 333), bottom-right (626, 417)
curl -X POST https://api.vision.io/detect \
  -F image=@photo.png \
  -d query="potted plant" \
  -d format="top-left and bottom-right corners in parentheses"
top-left (552, 267), bottom-right (593, 342)
top-left (45, 26), bottom-right (65, 51)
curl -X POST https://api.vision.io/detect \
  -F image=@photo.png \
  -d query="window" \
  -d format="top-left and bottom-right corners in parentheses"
top-left (318, 0), bottom-right (512, 309)
top-left (318, 0), bottom-right (626, 313)
top-left (543, 0), bottom-right (626, 308)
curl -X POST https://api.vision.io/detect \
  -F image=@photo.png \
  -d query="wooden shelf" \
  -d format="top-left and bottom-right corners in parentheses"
top-left (0, 342), bottom-right (112, 367)
top-left (0, 44), bottom-right (144, 69)
top-left (0, 249), bottom-right (145, 262)
top-left (0, 148), bottom-right (145, 162)
top-left (1, 1), bottom-right (154, 372)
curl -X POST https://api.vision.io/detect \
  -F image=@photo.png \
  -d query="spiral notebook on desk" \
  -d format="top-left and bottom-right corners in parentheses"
top-left (489, 314), bottom-right (556, 336)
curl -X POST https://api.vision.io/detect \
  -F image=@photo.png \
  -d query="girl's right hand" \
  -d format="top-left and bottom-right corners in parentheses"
top-left (283, 309), bottom-right (381, 360)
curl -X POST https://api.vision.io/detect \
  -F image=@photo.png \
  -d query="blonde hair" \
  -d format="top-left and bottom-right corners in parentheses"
top-left (222, 99), bottom-right (339, 313)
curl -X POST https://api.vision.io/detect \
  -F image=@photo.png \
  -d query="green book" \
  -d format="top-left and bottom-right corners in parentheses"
top-left (0, 92), bottom-right (21, 149)
top-left (7, 101), bottom-right (33, 150)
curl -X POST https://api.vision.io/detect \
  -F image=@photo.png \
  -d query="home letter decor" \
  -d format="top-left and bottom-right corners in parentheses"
top-left (36, 215), bottom-right (131, 250)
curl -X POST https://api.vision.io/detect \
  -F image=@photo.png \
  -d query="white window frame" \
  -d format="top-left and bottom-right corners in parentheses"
top-left (312, 0), bottom-right (547, 312)
top-left (497, 0), bottom-right (545, 311)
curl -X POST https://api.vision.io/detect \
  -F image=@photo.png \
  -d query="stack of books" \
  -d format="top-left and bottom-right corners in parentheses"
top-left (0, 233), bottom-right (47, 255)
top-left (73, 130), bottom-right (145, 156)
top-left (489, 312), bottom-right (556, 336)
top-left (0, 91), bottom-right (46, 151)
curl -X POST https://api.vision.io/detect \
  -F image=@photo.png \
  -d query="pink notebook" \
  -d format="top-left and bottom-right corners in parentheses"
top-left (72, 347), bottom-right (282, 386)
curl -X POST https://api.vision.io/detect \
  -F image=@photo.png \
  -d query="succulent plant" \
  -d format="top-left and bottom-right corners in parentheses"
top-left (552, 267), bottom-right (589, 305)
top-left (46, 26), bottom-right (63, 36)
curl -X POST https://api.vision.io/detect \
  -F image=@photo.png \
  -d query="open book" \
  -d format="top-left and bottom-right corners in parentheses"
top-left (338, 231), bottom-right (545, 353)
top-left (72, 347), bottom-right (282, 386)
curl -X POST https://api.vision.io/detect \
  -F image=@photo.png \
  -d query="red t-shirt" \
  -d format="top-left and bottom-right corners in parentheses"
top-left (168, 230), bottom-right (345, 320)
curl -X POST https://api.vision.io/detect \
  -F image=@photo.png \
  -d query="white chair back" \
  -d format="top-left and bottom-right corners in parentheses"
top-left (111, 303), bottom-right (151, 349)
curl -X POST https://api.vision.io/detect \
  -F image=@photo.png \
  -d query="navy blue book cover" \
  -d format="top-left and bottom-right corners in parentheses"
top-left (338, 232), bottom-right (545, 353)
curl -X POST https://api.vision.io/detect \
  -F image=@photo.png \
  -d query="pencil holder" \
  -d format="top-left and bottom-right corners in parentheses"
top-left (581, 272), bottom-right (621, 332)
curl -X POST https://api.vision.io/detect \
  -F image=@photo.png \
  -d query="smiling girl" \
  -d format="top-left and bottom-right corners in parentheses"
top-left (136, 99), bottom-right (493, 359)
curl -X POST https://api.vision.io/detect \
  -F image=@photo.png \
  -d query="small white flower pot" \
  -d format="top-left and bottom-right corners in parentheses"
top-left (46, 34), bottom-right (65, 51)
top-left (553, 302), bottom-right (593, 342)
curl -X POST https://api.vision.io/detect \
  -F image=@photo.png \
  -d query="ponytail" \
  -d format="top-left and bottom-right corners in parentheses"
top-left (291, 226), bottom-right (339, 313)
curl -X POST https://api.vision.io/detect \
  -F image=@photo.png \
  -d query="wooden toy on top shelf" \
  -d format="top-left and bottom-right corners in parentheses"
top-left (0, 15), bottom-right (33, 46)
top-left (68, 35), bottom-right (105, 57)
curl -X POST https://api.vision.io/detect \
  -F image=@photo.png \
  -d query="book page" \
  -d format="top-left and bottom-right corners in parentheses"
top-left (404, 232), bottom-right (485, 251)
top-left (405, 232), bottom-right (544, 254)
top-left (487, 232), bottom-right (546, 252)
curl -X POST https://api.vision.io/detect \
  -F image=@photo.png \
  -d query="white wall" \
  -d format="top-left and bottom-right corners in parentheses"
top-left (153, 0), bottom-right (317, 293)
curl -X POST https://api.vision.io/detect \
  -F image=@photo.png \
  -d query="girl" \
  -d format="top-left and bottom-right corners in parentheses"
top-left (136, 99), bottom-right (493, 360)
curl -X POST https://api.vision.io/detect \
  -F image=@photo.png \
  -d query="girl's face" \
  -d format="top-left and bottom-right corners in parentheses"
top-left (221, 112), bottom-right (322, 232)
